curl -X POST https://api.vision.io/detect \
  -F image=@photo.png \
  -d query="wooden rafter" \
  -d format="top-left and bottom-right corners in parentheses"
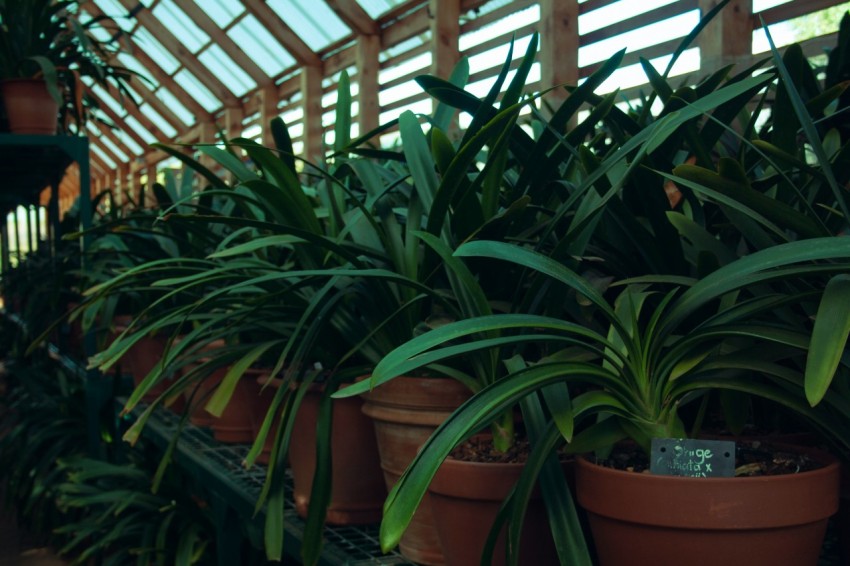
top-left (172, 0), bottom-right (271, 86)
top-left (242, 0), bottom-right (322, 67)
top-left (115, 0), bottom-right (238, 106)
top-left (81, 1), bottom-right (213, 121)
top-left (93, 121), bottom-right (138, 164)
top-left (325, 0), bottom-right (379, 36)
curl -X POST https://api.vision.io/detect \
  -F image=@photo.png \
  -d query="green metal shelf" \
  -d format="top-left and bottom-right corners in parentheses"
top-left (122, 400), bottom-right (415, 566)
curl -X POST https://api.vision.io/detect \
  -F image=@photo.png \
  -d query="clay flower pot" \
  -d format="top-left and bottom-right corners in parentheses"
top-left (0, 79), bottom-right (58, 134)
top-left (289, 383), bottom-right (386, 525)
top-left (359, 375), bottom-right (471, 565)
top-left (426, 456), bottom-right (567, 566)
top-left (248, 370), bottom-right (279, 465)
top-left (575, 449), bottom-right (840, 566)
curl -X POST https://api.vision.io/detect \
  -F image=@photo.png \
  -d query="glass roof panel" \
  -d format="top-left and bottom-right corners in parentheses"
top-left (201, 0), bottom-right (245, 28)
top-left (154, 88), bottom-right (195, 126)
top-left (139, 103), bottom-right (178, 138)
top-left (114, 131), bottom-right (145, 156)
top-left (229, 15), bottom-right (296, 77)
top-left (123, 115), bottom-right (157, 144)
top-left (152, 0), bottom-right (210, 54)
top-left (173, 70), bottom-right (221, 112)
top-left (88, 124), bottom-right (131, 162)
top-left (90, 143), bottom-right (118, 169)
top-left (198, 46), bottom-right (256, 96)
top-left (93, 0), bottom-right (134, 33)
top-left (89, 84), bottom-right (127, 117)
top-left (357, 0), bottom-right (409, 19)
top-left (267, 0), bottom-right (349, 51)
top-left (133, 28), bottom-right (181, 74)
top-left (117, 54), bottom-right (158, 89)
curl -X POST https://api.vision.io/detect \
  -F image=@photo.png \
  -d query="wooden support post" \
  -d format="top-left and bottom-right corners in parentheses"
top-left (356, 33), bottom-right (381, 140)
top-left (539, 0), bottom-right (579, 114)
top-left (302, 65), bottom-right (324, 164)
top-left (117, 163), bottom-right (130, 213)
top-left (699, 0), bottom-right (753, 71)
top-left (198, 120), bottom-right (217, 170)
top-left (225, 106), bottom-right (244, 140)
top-left (259, 84), bottom-right (278, 148)
top-left (430, 0), bottom-right (460, 80)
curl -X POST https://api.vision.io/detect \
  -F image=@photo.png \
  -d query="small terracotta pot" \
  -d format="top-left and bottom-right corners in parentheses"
top-left (360, 375), bottom-right (471, 565)
top-left (1, 79), bottom-right (58, 135)
top-left (576, 447), bottom-right (840, 566)
top-left (427, 456), bottom-right (567, 566)
top-left (289, 383), bottom-right (386, 525)
top-left (187, 365), bottom-right (259, 444)
top-left (113, 319), bottom-right (170, 402)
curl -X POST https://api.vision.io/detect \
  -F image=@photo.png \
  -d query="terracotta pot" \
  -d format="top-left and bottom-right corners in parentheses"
top-left (360, 376), bottom-right (471, 565)
top-left (1, 79), bottom-right (58, 135)
top-left (247, 370), bottom-right (279, 465)
top-left (188, 365), bottom-right (259, 444)
top-left (113, 319), bottom-right (170, 402)
top-left (289, 383), bottom-right (386, 525)
top-left (838, 463), bottom-right (850, 564)
top-left (427, 456), bottom-right (566, 566)
top-left (576, 448), bottom-right (840, 566)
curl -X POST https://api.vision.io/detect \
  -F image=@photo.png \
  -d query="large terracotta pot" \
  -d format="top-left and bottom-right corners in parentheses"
top-left (838, 463), bottom-right (850, 564)
top-left (576, 449), bottom-right (840, 566)
top-left (289, 383), bottom-right (386, 525)
top-left (113, 318), bottom-right (169, 402)
top-left (427, 456), bottom-right (566, 566)
top-left (360, 376), bottom-right (471, 565)
top-left (0, 79), bottom-right (58, 135)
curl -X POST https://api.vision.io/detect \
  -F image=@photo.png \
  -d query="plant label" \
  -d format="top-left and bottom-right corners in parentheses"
top-left (650, 438), bottom-right (735, 478)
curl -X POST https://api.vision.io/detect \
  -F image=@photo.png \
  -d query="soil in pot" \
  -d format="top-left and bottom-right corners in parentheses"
top-left (360, 375), bottom-right (471, 565)
top-left (427, 436), bottom-right (569, 566)
top-left (289, 383), bottom-right (386, 525)
top-left (577, 441), bottom-right (840, 566)
top-left (0, 79), bottom-right (58, 135)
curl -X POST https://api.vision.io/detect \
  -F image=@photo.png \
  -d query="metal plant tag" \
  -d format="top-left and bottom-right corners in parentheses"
top-left (650, 438), bottom-right (735, 478)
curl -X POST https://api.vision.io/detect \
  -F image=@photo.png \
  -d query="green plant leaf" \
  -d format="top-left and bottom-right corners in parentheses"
top-left (805, 274), bottom-right (850, 406)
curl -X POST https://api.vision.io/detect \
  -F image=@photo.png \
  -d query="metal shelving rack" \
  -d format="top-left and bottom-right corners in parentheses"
top-left (123, 401), bottom-right (415, 566)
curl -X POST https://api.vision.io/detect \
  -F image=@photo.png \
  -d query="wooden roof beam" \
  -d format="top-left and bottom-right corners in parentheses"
top-left (325, 0), bottom-right (379, 35)
top-left (86, 90), bottom-right (148, 149)
top-left (116, 0), bottom-right (238, 106)
top-left (172, 0), bottom-right (271, 86)
top-left (82, 2), bottom-right (213, 121)
top-left (101, 80), bottom-right (170, 144)
top-left (242, 0), bottom-right (322, 67)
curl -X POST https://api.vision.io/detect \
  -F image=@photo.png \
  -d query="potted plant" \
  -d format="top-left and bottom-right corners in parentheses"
top-left (0, 0), bottom-right (142, 134)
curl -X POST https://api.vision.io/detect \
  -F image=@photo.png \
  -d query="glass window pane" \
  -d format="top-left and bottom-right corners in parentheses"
top-left (90, 84), bottom-right (127, 117)
top-left (198, 45), bottom-right (256, 96)
top-left (88, 124), bottom-right (130, 163)
top-left (133, 28), bottom-right (181, 74)
top-left (201, 0), bottom-right (244, 27)
top-left (117, 53), bottom-right (156, 87)
top-left (152, 0), bottom-right (210, 53)
top-left (113, 131), bottom-right (145, 156)
top-left (154, 88), bottom-right (195, 126)
top-left (124, 115), bottom-right (157, 144)
top-left (139, 103), bottom-right (178, 138)
top-left (229, 14), bottom-right (296, 77)
top-left (91, 143), bottom-right (117, 169)
top-left (93, 0), bottom-right (135, 32)
top-left (173, 70), bottom-right (220, 112)
top-left (267, 0), bottom-right (349, 51)
top-left (357, 0), bottom-right (408, 19)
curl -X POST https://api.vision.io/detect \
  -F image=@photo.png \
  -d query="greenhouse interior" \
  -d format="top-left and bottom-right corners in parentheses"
top-left (1, 0), bottom-right (850, 564)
